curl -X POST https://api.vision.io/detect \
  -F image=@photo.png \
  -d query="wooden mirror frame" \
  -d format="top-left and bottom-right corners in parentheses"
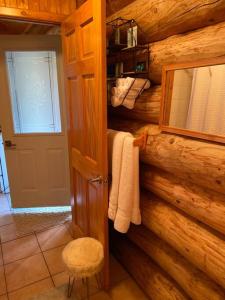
top-left (160, 56), bottom-right (225, 144)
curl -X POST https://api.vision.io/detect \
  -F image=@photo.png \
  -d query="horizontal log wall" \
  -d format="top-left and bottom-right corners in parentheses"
top-left (141, 191), bottom-right (225, 289)
top-left (127, 225), bottom-right (225, 300)
top-left (108, 1), bottom-right (225, 298)
top-left (111, 233), bottom-right (189, 300)
top-left (141, 165), bottom-right (225, 235)
top-left (149, 21), bottom-right (225, 83)
top-left (109, 118), bottom-right (225, 196)
top-left (107, 0), bottom-right (225, 43)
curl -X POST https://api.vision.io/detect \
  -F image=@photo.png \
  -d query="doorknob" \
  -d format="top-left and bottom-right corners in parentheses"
top-left (88, 176), bottom-right (108, 184)
top-left (4, 140), bottom-right (16, 149)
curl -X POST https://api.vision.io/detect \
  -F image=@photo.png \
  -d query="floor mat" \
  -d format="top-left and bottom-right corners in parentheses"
top-left (6, 206), bottom-right (72, 237)
top-left (29, 285), bottom-right (75, 300)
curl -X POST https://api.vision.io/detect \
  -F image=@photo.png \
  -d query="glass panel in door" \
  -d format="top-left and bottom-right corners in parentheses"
top-left (6, 51), bottom-right (62, 134)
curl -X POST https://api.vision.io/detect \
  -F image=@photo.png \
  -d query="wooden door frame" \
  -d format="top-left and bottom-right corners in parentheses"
top-left (0, 7), bottom-right (65, 24)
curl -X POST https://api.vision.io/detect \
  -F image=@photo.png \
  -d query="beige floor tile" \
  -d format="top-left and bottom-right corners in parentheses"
top-left (52, 271), bottom-right (69, 287)
top-left (0, 266), bottom-right (6, 296)
top-left (0, 224), bottom-right (30, 243)
top-left (43, 245), bottom-right (65, 275)
top-left (5, 253), bottom-right (50, 292)
top-left (108, 277), bottom-right (148, 300)
top-left (36, 225), bottom-right (72, 251)
top-left (8, 278), bottom-right (54, 300)
top-left (2, 235), bottom-right (41, 264)
top-left (0, 248), bottom-right (3, 266)
top-left (109, 255), bottom-right (129, 287)
top-left (0, 295), bottom-right (8, 300)
top-left (0, 211), bottom-right (13, 227)
top-left (90, 291), bottom-right (111, 300)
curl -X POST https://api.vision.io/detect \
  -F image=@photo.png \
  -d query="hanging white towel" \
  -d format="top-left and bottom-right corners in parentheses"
top-left (108, 130), bottom-right (132, 221)
top-left (114, 136), bottom-right (141, 233)
top-left (107, 130), bottom-right (141, 233)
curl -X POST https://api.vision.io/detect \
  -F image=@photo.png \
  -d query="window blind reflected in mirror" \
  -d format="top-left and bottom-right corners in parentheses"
top-left (170, 64), bottom-right (225, 136)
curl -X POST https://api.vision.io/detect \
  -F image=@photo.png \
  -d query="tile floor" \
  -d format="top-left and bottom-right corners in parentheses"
top-left (0, 193), bottom-right (148, 300)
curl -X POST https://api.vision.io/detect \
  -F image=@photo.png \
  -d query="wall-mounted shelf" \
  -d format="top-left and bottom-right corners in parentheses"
top-left (107, 17), bottom-right (149, 79)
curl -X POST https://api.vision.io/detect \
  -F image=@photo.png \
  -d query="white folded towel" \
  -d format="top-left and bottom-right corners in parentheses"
top-left (111, 77), bottom-right (151, 109)
top-left (108, 129), bottom-right (141, 233)
top-left (123, 78), bottom-right (151, 110)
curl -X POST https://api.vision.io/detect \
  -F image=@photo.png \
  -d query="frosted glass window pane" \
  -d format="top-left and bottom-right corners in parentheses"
top-left (6, 51), bottom-right (62, 134)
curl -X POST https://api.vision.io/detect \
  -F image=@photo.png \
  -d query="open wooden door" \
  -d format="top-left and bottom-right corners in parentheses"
top-left (62, 0), bottom-right (108, 287)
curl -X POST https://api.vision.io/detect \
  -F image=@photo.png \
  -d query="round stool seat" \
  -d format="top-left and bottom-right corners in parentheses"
top-left (62, 237), bottom-right (104, 279)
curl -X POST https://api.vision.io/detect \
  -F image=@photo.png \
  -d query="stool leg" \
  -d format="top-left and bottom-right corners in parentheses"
top-left (67, 276), bottom-right (75, 298)
top-left (95, 273), bottom-right (101, 289)
top-left (85, 278), bottom-right (90, 300)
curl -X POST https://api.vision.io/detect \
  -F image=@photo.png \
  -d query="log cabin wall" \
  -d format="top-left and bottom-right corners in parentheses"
top-left (107, 1), bottom-right (225, 299)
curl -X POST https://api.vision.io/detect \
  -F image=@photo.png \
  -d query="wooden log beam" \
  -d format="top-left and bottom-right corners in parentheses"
top-left (108, 85), bottom-right (161, 123)
top-left (108, 118), bottom-right (225, 195)
top-left (141, 191), bottom-right (225, 289)
top-left (106, 0), bottom-right (136, 17)
top-left (111, 233), bottom-right (189, 300)
top-left (127, 225), bottom-right (225, 300)
top-left (107, 0), bottom-right (225, 43)
top-left (141, 164), bottom-right (225, 235)
top-left (149, 21), bottom-right (225, 83)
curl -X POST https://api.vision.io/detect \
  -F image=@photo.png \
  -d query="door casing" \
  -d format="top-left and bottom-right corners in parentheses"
top-left (0, 35), bottom-right (71, 207)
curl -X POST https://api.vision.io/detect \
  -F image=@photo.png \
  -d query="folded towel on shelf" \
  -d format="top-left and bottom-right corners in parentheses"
top-left (107, 129), bottom-right (141, 233)
top-left (116, 77), bottom-right (135, 88)
top-left (111, 77), bottom-right (151, 109)
top-left (123, 78), bottom-right (151, 109)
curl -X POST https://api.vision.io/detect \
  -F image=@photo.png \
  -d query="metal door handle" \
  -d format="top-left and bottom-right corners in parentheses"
top-left (88, 176), bottom-right (108, 184)
top-left (4, 140), bottom-right (16, 149)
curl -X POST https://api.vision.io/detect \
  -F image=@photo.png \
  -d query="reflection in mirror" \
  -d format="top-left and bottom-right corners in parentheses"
top-left (169, 64), bottom-right (225, 136)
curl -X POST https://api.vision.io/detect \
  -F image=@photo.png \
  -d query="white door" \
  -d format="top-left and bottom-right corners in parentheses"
top-left (0, 36), bottom-right (70, 208)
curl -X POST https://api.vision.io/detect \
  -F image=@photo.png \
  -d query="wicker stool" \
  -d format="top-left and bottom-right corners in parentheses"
top-left (62, 237), bottom-right (104, 298)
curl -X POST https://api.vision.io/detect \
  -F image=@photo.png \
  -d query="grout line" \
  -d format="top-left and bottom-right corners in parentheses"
top-left (34, 231), bottom-right (55, 287)
top-left (0, 221), bottom-right (71, 245)
top-left (0, 242), bottom-right (8, 297)
top-left (34, 221), bottom-right (72, 234)
top-left (1, 231), bottom-right (35, 245)
top-left (2, 251), bottom-right (42, 267)
top-left (7, 276), bottom-right (51, 295)
top-left (1, 232), bottom-right (34, 245)
top-left (39, 242), bottom-right (70, 253)
top-left (0, 221), bottom-right (15, 228)
top-left (2, 240), bottom-right (69, 266)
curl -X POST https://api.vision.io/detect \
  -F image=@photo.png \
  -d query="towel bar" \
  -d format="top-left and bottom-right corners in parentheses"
top-left (133, 131), bottom-right (148, 150)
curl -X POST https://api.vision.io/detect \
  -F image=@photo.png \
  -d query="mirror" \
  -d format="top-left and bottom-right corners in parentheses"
top-left (160, 58), bottom-right (225, 143)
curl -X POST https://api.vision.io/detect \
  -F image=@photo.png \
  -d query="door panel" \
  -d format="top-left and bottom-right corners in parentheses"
top-left (62, 0), bottom-right (108, 287)
top-left (74, 170), bottom-right (89, 235)
top-left (18, 149), bottom-right (38, 190)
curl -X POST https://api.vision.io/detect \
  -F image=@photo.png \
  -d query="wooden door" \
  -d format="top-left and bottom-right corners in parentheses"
top-left (62, 0), bottom-right (108, 287)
